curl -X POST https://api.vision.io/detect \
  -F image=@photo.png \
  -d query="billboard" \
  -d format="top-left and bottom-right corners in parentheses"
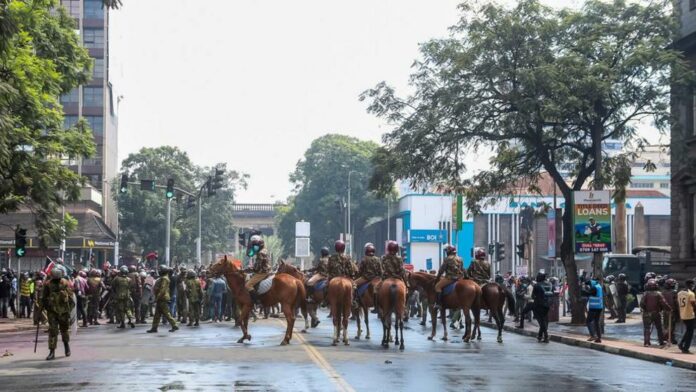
top-left (573, 190), bottom-right (612, 253)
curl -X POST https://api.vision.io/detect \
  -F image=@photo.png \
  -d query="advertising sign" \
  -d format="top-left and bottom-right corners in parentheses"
top-left (295, 221), bottom-right (310, 237)
top-left (295, 238), bottom-right (310, 258)
top-left (547, 209), bottom-right (556, 257)
top-left (409, 229), bottom-right (447, 243)
top-left (573, 190), bottom-right (612, 253)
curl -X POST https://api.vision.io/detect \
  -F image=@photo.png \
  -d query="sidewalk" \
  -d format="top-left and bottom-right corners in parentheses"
top-left (482, 314), bottom-right (696, 371)
top-left (0, 317), bottom-right (37, 333)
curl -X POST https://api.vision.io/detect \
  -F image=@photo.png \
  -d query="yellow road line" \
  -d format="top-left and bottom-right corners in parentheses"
top-left (276, 320), bottom-right (355, 392)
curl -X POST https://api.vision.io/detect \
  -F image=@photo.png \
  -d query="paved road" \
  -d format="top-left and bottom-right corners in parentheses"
top-left (0, 311), bottom-right (692, 391)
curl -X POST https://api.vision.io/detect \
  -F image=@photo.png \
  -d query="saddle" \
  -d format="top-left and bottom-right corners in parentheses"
top-left (443, 281), bottom-right (457, 296)
top-left (256, 274), bottom-right (275, 295)
top-left (315, 279), bottom-right (328, 291)
top-left (357, 282), bottom-right (371, 297)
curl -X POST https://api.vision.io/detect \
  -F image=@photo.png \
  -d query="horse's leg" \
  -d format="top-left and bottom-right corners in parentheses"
top-left (332, 307), bottom-right (339, 346)
top-left (441, 304), bottom-right (448, 341)
top-left (237, 304), bottom-right (251, 343)
top-left (364, 305), bottom-right (371, 339)
top-left (343, 304), bottom-right (350, 346)
top-left (281, 302), bottom-right (294, 345)
top-left (394, 314), bottom-right (400, 346)
top-left (463, 308), bottom-right (472, 343)
top-left (496, 305), bottom-right (504, 343)
top-left (428, 304), bottom-right (437, 340)
top-left (399, 314), bottom-right (405, 351)
top-left (354, 305), bottom-right (362, 340)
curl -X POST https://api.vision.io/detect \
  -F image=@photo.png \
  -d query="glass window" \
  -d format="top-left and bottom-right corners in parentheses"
top-left (630, 182), bottom-right (654, 189)
top-left (84, 116), bottom-right (103, 134)
top-left (62, 0), bottom-right (81, 19)
top-left (83, 28), bottom-right (104, 49)
top-left (83, 87), bottom-right (103, 106)
top-left (84, 0), bottom-right (105, 19)
top-left (60, 88), bottom-right (79, 104)
top-left (660, 183), bottom-right (669, 189)
top-left (63, 115), bottom-right (79, 129)
top-left (92, 58), bottom-right (104, 79)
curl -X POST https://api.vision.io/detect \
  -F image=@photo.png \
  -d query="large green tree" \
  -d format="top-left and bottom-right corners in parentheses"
top-left (278, 134), bottom-right (392, 257)
top-left (0, 0), bottom-right (95, 244)
top-left (361, 0), bottom-right (692, 323)
top-left (115, 146), bottom-right (246, 264)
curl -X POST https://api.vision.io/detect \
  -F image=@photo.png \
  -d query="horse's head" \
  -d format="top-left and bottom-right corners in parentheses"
top-left (209, 255), bottom-right (240, 276)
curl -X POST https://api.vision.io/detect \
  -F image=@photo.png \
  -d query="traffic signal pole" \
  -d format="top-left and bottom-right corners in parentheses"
top-left (197, 195), bottom-right (202, 266)
top-left (165, 197), bottom-right (172, 266)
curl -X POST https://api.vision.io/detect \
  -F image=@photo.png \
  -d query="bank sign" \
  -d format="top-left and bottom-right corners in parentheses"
top-left (409, 230), bottom-right (447, 243)
top-left (573, 190), bottom-right (612, 253)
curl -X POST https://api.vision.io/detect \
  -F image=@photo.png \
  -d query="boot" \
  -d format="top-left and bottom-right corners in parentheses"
top-left (46, 350), bottom-right (55, 360)
top-left (146, 328), bottom-right (158, 333)
top-left (128, 320), bottom-right (135, 329)
top-left (187, 321), bottom-right (193, 327)
top-left (117, 322), bottom-right (125, 329)
top-left (169, 325), bottom-right (179, 333)
top-left (64, 342), bottom-right (71, 357)
top-left (194, 320), bottom-right (199, 327)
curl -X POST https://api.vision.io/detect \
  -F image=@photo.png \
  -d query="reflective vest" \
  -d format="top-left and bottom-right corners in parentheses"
top-left (588, 281), bottom-right (604, 310)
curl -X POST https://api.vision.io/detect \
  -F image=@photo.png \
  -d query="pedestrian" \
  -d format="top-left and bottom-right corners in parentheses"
top-left (42, 267), bottom-right (74, 360)
top-left (604, 275), bottom-right (618, 320)
top-left (0, 271), bottom-right (12, 318)
top-left (19, 272), bottom-right (33, 318)
top-left (661, 278), bottom-right (679, 344)
top-left (514, 276), bottom-right (527, 322)
top-left (33, 271), bottom-right (47, 326)
top-left (678, 279), bottom-right (696, 354)
top-left (147, 265), bottom-right (178, 333)
top-left (74, 270), bottom-right (89, 327)
top-left (532, 271), bottom-right (551, 343)
top-left (640, 278), bottom-right (670, 347)
top-left (210, 274), bottom-right (226, 322)
top-left (516, 276), bottom-right (535, 329)
top-left (140, 271), bottom-right (153, 324)
top-left (582, 277), bottom-right (603, 343)
top-left (615, 273), bottom-right (629, 323)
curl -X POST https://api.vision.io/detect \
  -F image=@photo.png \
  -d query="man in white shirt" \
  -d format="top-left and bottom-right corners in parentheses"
top-left (678, 279), bottom-right (696, 354)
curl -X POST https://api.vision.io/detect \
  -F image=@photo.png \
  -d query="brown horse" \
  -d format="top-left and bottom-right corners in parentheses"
top-left (327, 277), bottom-right (353, 346)
top-left (377, 278), bottom-right (407, 350)
top-left (209, 256), bottom-right (308, 345)
top-left (408, 272), bottom-right (481, 342)
top-left (354, 278), bottom-right (380, 340)
top-left (276, 261), bottom-right (312, 331)
top-left (476, 283), bottom-right (516, 343)
top-left (276, 262), bottom-right (324, 329)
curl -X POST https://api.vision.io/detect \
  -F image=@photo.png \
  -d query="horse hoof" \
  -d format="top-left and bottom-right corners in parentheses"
top-left (280, 341), bottom-right (289, 346)
top-left (463, 338), bottom-right (470, 343)
top-left (441, 337), bottom-right (448, 342)
top-left (366, 335), bottom-right (370, 340)
top-left (497, 337), bottom-right (503, 343)
top-left (477, 336), bottom-right (482, 341)
top-left (382, 343), bottom-right (389, 348)
top-left (236, 338), bottom-right (245, 344)
top-left (427, 336), bottom-right (434, 341)
top-left (400, 345), bottom-right (405, 351)
top-left (332, 342), bottom-right (338, 346)
top-left (354, 336), bottom-right (360, 340)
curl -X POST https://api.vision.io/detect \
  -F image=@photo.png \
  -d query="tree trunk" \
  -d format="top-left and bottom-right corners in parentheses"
top-left (562, 195), bottom-right (586, 324)
top-left (615, 194), bottom-right (627, 254)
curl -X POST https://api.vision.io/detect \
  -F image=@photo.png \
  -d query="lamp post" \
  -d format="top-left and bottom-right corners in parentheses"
top-left (347, 170), bottom-right (357, 258)
top-left (165, 197), bottom-right (172, 266)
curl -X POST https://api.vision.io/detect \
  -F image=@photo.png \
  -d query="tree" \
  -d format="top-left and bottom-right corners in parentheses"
top-left (361, 0), bottom-right (692, 323)
top-left (0, 0), bottom-right (95, 245)
top-left (277, 134), bottom-right (392, 257)
top-left (114, 146), bottom-right (246, 263)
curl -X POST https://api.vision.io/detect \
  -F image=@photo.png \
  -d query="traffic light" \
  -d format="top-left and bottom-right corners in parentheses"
top-left (495, 242), bottom-right (505, 262)
top-left (166, 178), bottom-right (175, 199)
top-left (238, 232), bottom-right (247, 248)
top-left (186, 195), bottom-right (196, 210)
top-left (488, 243), bottom-right (495, 255)
top-left (15, 228), bottom-right (27, 258)
top-left (516, 244), bottom-right (525, 259)
top-left (212, 168), bottom-right (224, 190)
top-left (140, 179), bottom-right (156, 191)
top-left (119, 174), bottom-right (128, 193)
top-left (206, 176), bottom-right (215, 196)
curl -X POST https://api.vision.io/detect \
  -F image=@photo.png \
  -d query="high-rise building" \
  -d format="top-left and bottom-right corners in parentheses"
top-left (60, 0), bottom-right (119, 231)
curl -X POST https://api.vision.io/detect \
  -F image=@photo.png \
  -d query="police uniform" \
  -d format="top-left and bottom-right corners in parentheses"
top-left (468, 258), bottom-right (491, 286)
top-left (435, 255), bottom-right (465, 294)
top-left (381, 254), bottom-right (407, 286)
top-left (42, 276), bottom-right (74, 359)
top-left (185, 274), bottom-right (203, 326)
top-left (640, 286), bottom-right (670, 346)
top-left (112, 274), bottom-right (134, 327)
top-left (307, 256), bottom-right (329, 287)
top-left (128, 270), bottom-right (143, 323)
top-left (328, 254), bottom-right (356, 280)
top-left (245, 249), bottom-right (271, 292)
top-left (148, 273), bottom-right (178, 332)
top-left (355, 255), bottom-right (382, 288)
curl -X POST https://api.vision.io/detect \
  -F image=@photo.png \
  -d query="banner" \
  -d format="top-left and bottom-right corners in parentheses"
top-left (573, 190), bottom-right (612, 253)
top-left (547, 209), bottom-right (556, 257)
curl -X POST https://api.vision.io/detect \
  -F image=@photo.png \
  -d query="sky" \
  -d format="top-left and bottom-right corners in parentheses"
top-left (109, 0), bottom-right (664, 204)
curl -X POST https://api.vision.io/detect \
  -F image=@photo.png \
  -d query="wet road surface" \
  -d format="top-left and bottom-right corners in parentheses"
top-left (0, 311), bottom-right (693, 391)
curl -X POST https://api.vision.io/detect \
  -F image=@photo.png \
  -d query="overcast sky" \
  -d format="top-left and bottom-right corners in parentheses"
top-left (109, 0), bottom-right (663, 203)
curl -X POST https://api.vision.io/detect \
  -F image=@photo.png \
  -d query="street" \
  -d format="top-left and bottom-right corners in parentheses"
top-left (0, 310), bottom-right (692, 392)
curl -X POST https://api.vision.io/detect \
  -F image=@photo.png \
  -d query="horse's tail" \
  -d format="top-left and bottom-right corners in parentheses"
top-left (504, 286), bottom-right (515, 316)
top-left (295, 279), bottom-right (308, 317)
top-left (388, 283), bottom-right (397, 318)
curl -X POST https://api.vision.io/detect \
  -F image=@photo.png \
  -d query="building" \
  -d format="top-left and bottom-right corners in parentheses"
top-left (231, 203), bottom-right (284, 254)
top-left (60, 0), bottom-right (119, 231)
top-left (671, 1), bottom-right (696, 280)
top-left (627, 145), bottom-right (670, 196)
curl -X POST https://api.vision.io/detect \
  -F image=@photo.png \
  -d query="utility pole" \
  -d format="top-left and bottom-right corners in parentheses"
top-left (197, 196), bottom-right (202, 266)
top-left (347, 170), bottom-right (356, 258)
top-left (165, 197), bottom-right (172, 266)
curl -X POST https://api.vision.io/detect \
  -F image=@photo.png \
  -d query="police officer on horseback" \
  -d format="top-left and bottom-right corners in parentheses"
top-left (306, 247), bottom-right (330, 301)
top-left (327, 240), bottom-right (357, 304)
top-left (434, 245), bottom-right (465, 310)
top-left (245, 235), bottom-right (272, 300)
top-left (355, 243), bottom-right (382, 301)
top-left (468, 247), bottom-right (491, 286)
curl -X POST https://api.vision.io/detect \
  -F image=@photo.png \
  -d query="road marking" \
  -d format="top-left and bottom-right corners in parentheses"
top-left (276, 320), bottom-right (355, 392)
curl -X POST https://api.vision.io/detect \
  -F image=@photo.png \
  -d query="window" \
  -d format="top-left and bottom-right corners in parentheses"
top-left (92, 58), bottom-right (104, 79)
top-left (660, 183), bottom-right (670, 189)
top-left (83, 87), bottom-right (103, 106)
top-left (84, 116), bottom-right (103, 134)
top-left (63, 115), bottom-right (79, 129)
top-left (84, 0), bottom-right (105, 19)
top-left (60, 88), bottom-right (79, 104)
top-left (62, 0), bottom-right (81, 19)
top-left (83, 28), bottom-right (104, 49)
top-left (630, 182), bottom-right (654, 189)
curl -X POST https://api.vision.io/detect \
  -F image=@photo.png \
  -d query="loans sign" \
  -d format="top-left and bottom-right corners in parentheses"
top-left (573, 190), bottom-right (612, 253)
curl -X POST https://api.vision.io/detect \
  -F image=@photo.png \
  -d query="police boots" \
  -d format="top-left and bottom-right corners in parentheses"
top-left (128, 319), bottom-right (135, 329)
top-left (46, 350), bottom-right (55, 361)
top-left (64, 342), bottom-right (71, 357)
top-left (117, 321), bottom-right (126, 329)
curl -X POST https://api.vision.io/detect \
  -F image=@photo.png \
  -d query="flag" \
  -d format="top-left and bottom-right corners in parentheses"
top-left (44, 258), bottom-right (55, 274)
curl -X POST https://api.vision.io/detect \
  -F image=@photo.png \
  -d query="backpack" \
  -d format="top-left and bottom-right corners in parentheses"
top-left (539, 282), bottom-right (553, 308)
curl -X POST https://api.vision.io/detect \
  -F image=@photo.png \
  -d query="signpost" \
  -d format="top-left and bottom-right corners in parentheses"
top-left (295, 221), bottom-right (310, 269)
top-left (573, 190), bottom-right (612, 253)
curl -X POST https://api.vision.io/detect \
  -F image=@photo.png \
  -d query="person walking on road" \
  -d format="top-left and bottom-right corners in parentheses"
top-left (147, 266), bottom-right (178, 333)
top-left (532, 271), bottom-right (551, 343)
top-left (640, 278), bottom-right (670, 347)
top-left (661, 278), bottom-right (679, 345)
top-left (615, 274), bottom-right (629, 323)
top-left (42, 267), bottom-right (74, 360)
top-left (583, 278), bottom-right (604, 343)
top-left (678, 279), bottom-right (696, 354)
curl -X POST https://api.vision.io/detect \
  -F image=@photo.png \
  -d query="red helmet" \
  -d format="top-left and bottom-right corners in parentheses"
top-left (474, 247), bottom-right (486, 260)
top-left (78, 271), bottom-right (87, 278)
top-left (445, 244), bottom-right (457, 256)
top-left (335, 240), bottom-right (346, 253)
top-left (364, 243), bottom-right (376, 256)
top-left (645, 278), bottom-right (658, 290)
top-left (102, 261), bottom-right (111, 271)
top-left (387, 241), bottom-right (399, 255)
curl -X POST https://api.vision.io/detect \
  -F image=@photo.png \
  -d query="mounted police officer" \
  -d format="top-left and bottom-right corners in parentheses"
top-left (147, 265), bottom-right (178, 333)
top-left (245, 235), bottom-right (272, 301)
top-left (327, 240), bottom-right (357, 304)
top-left (468, 247), bottom-right (490, 286)
top-left (42, 266), bottom-right (74, 360)
top-left (355, 243), bottom-right (382, 303)
top-left (306, 247), bottom-right (330, 301)
top-left (113, 266), bottom-right (135, 329)
top-left (434, 244), bottom-right (465, 310)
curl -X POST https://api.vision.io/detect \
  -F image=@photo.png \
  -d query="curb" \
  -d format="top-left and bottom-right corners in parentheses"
top-left (481, 321), bottom-right (696, 371)
top-left (0, 324), bottom-right (37, 334)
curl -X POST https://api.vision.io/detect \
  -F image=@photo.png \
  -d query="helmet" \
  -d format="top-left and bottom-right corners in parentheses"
top-left (187, 270), bottom-right (196, 279)
top-left (536, 271), bottom-right (546, 282)
top-left (645, 278), bottom-right (658, 290)
top-left (665, 278), bottom-right (677, 290)
top-left (180, 265), bottom-right (187, 272)
top-left (50, 267), bottom-right (65, 279)
top-left (139, 271), bottom-right (147, 278)
top-left (78, 271), bottom-right (87, 278)
top-left (335, 240), bottom-right (346, 254)
top-left (119, 266), bottom-right (128, 275)
top-left (320, 247), bottom-right (330, 257)
top-left (364, 243), bottom-right (376, 256)
top-left (249, 235), bottom-right (265, 249)
top-left (494, 274), bottom-right (504, 284)
top-left (656, 275), bottom-right (666, 287)
top-left (158, 265), bottom-right (169, 276)
top-left (617, 273), bottom-right (626, 281)
top-left (386, 241), bottom-right (399, 255)
top-left (644, 272), bottom-right (656, 283)
top-left (102, 261), bottom-right (111, 270)
top-left (128, 265), bottom-right (137, 273)
top-left (474, 247), bottom-right (486, 260)
top-left (445, 244), bottom-right (457, 256)
top-left (604, 275), bottom-right (615, 283)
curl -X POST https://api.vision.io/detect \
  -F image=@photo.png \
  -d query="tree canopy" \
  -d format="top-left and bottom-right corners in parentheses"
top-left (277, 134), bottom-right (393, 257)
top-left (0, 0), bottom-right (95, 244)
top-left (361, 0), bottom-right (692, 322)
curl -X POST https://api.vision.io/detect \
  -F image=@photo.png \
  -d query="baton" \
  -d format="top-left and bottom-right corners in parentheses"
top-left (33, 322), bottom-right (40, 353)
